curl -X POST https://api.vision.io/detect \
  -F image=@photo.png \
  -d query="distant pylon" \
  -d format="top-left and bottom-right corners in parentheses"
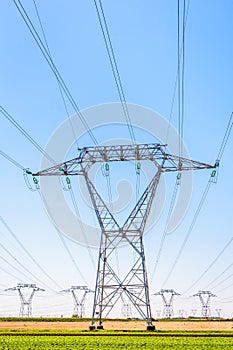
top-left (191, 309), bottom-right (197, 317)
top-left (192, 291), bottom-right (216, 318)
top-left (215, 308), bottom-right (221, 318)
top-left (61, 286), bottom-right (93, 318)
top-left (5, 283), bottom-right (44, 317)
top-left (154, 289), bottom-right (180, 318)
top-left (179, 309), bottom-right (185, 318)
top-left (121, 295), bottom-right (132, 319)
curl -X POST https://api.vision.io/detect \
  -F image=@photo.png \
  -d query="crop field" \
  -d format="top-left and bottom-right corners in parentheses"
top-left (0, 334), bottom-right (233, 350)
top-left (0, 319), bottom-right (232, 349)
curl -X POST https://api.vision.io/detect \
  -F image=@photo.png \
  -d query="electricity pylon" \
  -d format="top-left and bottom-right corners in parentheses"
top-left (30, 143), bottom-right (215, 330)
top-left (121, 296), bottom-right (132, 319)
top-left (5, 283), bottom-right (44, 317)
top-left (192, 291), bottom-right (216, 318)
top-left (191, 309), bottom-right (197, 317)
top-left (154, 289), bottom-right (180, 318)
top-left (61, 286), bottom-right (93, 318)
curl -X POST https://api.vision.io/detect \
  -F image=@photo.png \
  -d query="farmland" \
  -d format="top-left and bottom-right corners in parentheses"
top-left (0, 334), bottom-right (233, 350)
top-left (0, 319), bottom-right (232, 349)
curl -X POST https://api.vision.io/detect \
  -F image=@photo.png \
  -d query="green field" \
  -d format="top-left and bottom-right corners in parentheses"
top-left (0, 335), bottom-right (232, 350)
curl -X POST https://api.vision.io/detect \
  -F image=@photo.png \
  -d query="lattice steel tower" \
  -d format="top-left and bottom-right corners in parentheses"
top-left (154, 289), bottom-right (180, 318)
top-left (193, 290), bottom-right (216, 318)
top-left (61, 286), bottom-right (93, 318)
top-left (31, 143), bottom-right (215, 330)
top-left (5, 283), bottom-right (44, 317)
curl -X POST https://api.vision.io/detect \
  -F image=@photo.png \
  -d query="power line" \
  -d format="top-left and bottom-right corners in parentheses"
top-left (38, 190), bottom-right (90, 286)
top-left (0, 265), bottom-right (24, 282)
top-left (161, 180), bottom-right (212, 287)
top-left (183, 236), bottom-right (233, 294)
top-left (93, 0), bottom-right (136, 144)
top-left (0, 149), bottom-right (25, 170)
top-left (204, 262), bottom-right (233, 290)
top-left (31, 1), bottom-right (96, 274)
top-left (0, 242), bottom-right (40, 284)
top-left (0, 105), bottom-right (56, 165)
top-left (13, 0), bottom-right (98, 146)
top-left (32, 0), bottom-right (78, 148)
top-left (0, 215), bottom-right (62, 291)
top-left (69, 186), bottom-right (96, 268)
top-left (217, 112), bottom-right (233, 161)
top-left (161, 111), bottom-right (233, 287)
top-left (150, 177), bottom-right (180, 283)
top-left (210, 270), bottom-right (233, 291)
top-left (166, 0), bottom-right (190, 144)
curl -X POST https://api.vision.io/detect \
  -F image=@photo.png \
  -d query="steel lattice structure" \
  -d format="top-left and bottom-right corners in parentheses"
top-left (5, 283), bottom-right (44, 317)
top-left (61, 286), bottom-right (93, 318)
top-left (193, 290), bottom-right (216, 318)
top-left (154, 289), bottom-right (180, 318)
top-left (31, 143), bottom-right (215, 330)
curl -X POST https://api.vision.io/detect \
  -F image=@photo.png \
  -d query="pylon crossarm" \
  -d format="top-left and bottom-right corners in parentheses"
top-left (163, 154), bottom-right (215, 172)
top-left (31, 143), bottom-right (216, 177)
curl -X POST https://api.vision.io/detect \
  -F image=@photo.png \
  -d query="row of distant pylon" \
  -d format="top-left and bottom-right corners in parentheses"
top-left (4, 284), bottom-right (217, 319)
top-left (4, 284), bottom-right (93, 318)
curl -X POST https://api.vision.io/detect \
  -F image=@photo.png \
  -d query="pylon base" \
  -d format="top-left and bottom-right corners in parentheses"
top-left (97, 325), bottom-right (104, 330)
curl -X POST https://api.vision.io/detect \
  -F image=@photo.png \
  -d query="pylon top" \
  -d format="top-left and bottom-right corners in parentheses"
top-left (30, 143), bottom-right (215, 177)
top-left (61, 286), bottom-right (93, 293)
top-left (154, 289), bottom-right (180, 296)
top-left (193, 290), bottom-right (216, 297)
top-left (5, 283), bottom-right (45, 292)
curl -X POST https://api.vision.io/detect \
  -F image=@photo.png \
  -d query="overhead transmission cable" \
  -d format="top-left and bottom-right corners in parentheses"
top-left (165, 0), bottom-right (190, 144)
top-left (38, 190), bottom-right (90, 285)
top-left (0, 149), bottom-right (25, 170)
top-left (32, 0), bottom-right (112, 221)
top-left (161, 112), bottom-right (233, 287)
top-left (0, 216), bottom-right (62, 291)
top-left (0, 241), bottom-right (43, 285)
top-left (93, 0), bottom-right (136, 276)
top-left (93, 0), bottom-right (136, 145)
top-left (209, 268), bottom-right (233, 291)
top-left (150, 0), bottom-right (187, 282)
top-left (0, 265), bottom-right (24, 283)
top-left (150, 177), bottom-right (180, 283)
top-left (204, 262), bottom-right (233, 290)
top-left (32, 0), bottom-right (78, 148)
top-left (31, 0), bottom-right (96, 269)
top-left (61, 185), bottom-right (95, 268)
top-left (0, 105), bottom-right (56, 166)
top-left (0, 107), bottom-right (93, 286)
top-left (13, 0), bottom-right (98, 146)
top-left (183, 236), bottom-right (233, 294)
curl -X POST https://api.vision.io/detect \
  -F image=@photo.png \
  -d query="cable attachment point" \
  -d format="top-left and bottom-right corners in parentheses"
top-left (23, 169), bottom-right (39, 191)
top-left (60, 176), bottom-right (71, 191)
top-left (210, 160), bottom-right (220, 183)
top-left (102, 163), bottom-right (110, 177)
top-left (176, 172), bottom-right (182, 185)
top-left (136, 162), bottom-right (141, 175)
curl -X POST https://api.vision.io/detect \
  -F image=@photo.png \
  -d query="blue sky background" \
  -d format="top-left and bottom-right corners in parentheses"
top-left (0, 0), bottom-right (232, 318)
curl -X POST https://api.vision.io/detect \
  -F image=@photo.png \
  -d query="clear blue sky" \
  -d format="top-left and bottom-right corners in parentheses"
top-left (0, 1), bottom-right (232, 318)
